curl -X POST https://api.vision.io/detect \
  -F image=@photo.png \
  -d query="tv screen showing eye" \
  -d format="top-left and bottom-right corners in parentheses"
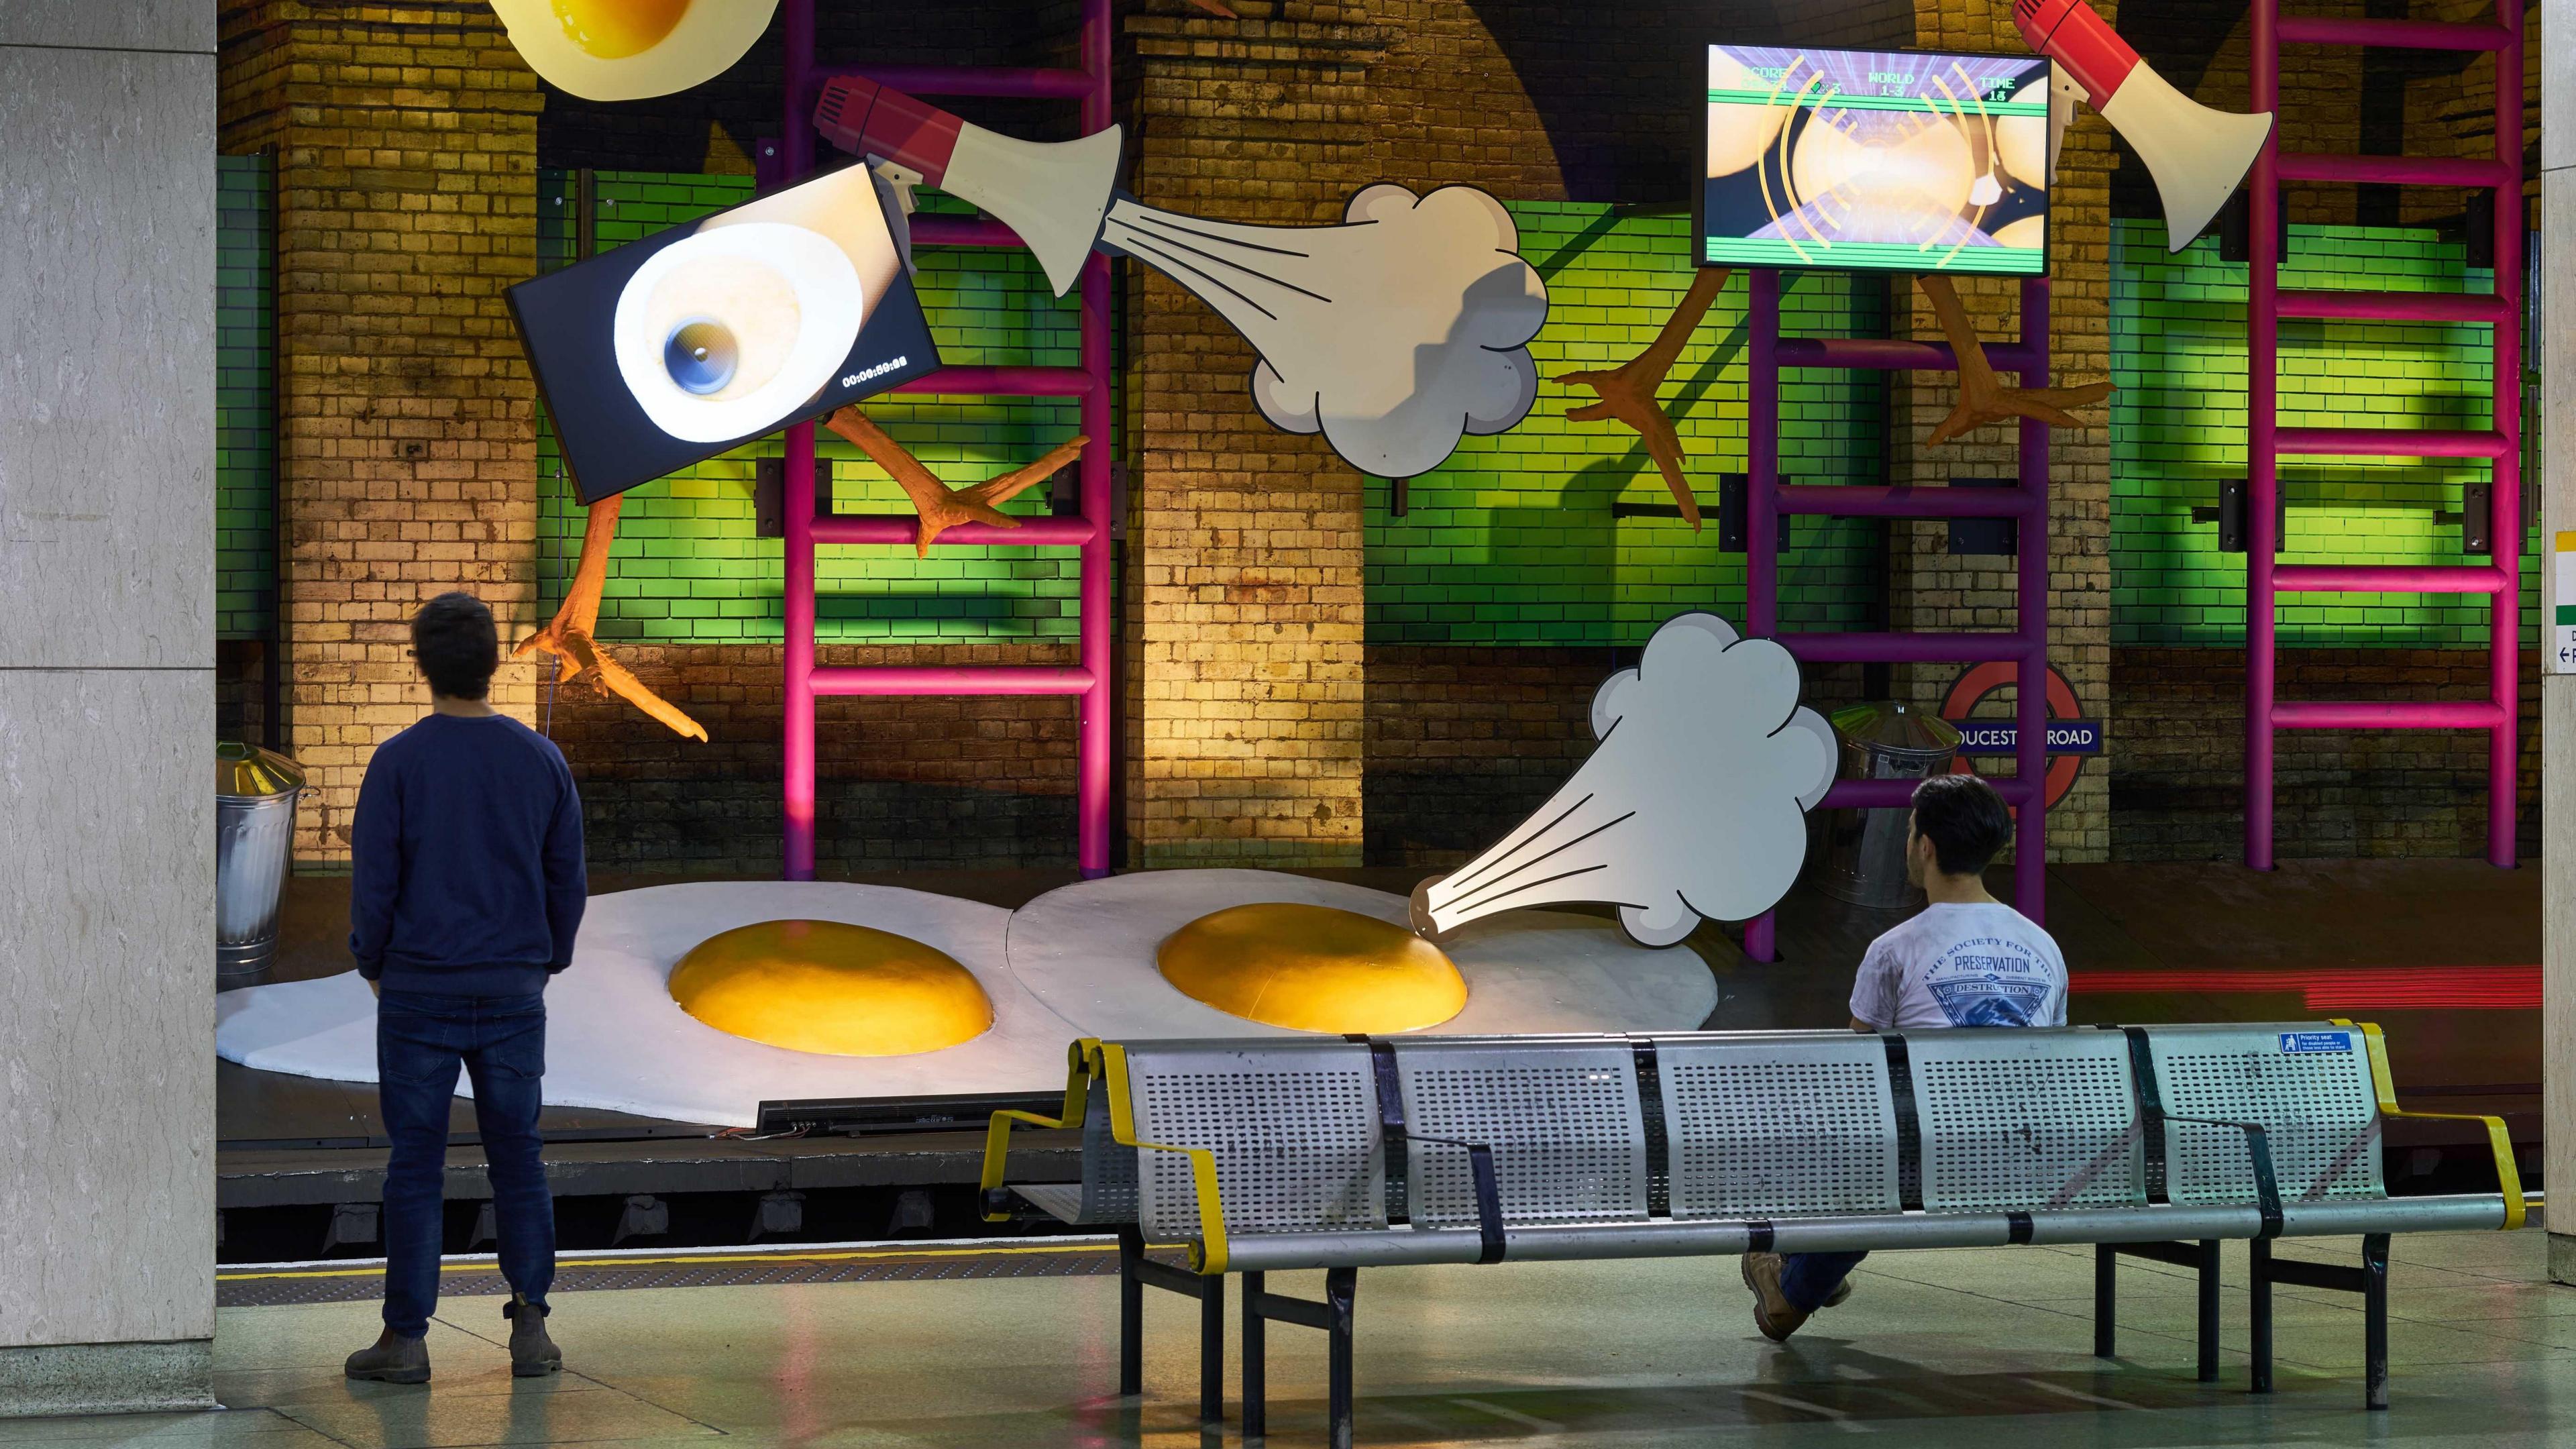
top-left (1702, 46), bottom-right (2051, 276)
top-left (508, 163), bottom-right (944, 504)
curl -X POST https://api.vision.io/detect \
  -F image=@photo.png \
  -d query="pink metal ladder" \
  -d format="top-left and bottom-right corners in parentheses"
top-left (777, 0), bottom-right (1116, 878)
top-left (2245, 0), bottom-right (2524, 868)
top-left (1741, 270), bottom-right (2055, 961)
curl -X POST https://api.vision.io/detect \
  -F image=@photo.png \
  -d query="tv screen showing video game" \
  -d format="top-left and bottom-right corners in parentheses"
top-left (1702, 45), bottom-right (2051, 276)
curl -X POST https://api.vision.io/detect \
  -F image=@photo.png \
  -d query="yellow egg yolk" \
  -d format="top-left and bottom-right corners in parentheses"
top-left (551, 0), bottom-right (690, 60)
top-left (1157, 902), bottom-right (1468, 1034)
top-left (669, 918), bottom-right (994, 1057)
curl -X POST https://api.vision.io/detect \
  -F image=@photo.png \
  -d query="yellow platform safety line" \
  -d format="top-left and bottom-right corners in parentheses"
top-left (219, 1239), bottom-right (1120, 1283)
top-left (2332, 1018), bottom-right (2525, 1231)
top-left (979, 1036), bottom-right (1103, 1222)
top-left (1097, 1042), bottom-right (1232, 1275)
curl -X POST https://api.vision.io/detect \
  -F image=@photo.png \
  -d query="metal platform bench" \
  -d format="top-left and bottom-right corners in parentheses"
top-left (981, 1023), bottom-right (2523, 1446)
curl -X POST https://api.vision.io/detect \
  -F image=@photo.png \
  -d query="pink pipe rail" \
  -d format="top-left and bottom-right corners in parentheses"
top-left (811, 516), bottom-right (1097, 547)
top-left (1775, 337), bottom-right (2047, 374)
top-left (2275, 426), bottom-right (2510, 458)
top-left (2271, 564), bottom-right (2510, 594)
top-left (2246, 0), bottom-right (2521, 869)
top-left (892, 366), bottom-right (1097, 398)
top-left (1779, 631), bottom-right (2035, 664)
top-left (1775, 486), bottom-right (2041, 519)
top-left (910, 216), bottom-right (1026, 249)
top-left (2276, 154), bottom-right (2512, 188)
top-left (2271, 700), bottom-right (2508, 731)
top-left (2278, 16), bottom-right (2511, 50)
top-left (816, 64), bottom-right (1094, 100)
top-left (812, 665), bottom-right (1096, 697)
top-left (1741, 272), bottom-right (2054, 962)
top-left (2275, 288), bottom-right (2511, 324)
top-left (780, 0), bottom-right (1118, 878)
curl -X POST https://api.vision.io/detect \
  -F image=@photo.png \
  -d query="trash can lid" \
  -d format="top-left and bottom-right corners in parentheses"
top-left (1827, 701), bottom-right (1962, 757)
top-left (218, 741), bottom-right (305, 798)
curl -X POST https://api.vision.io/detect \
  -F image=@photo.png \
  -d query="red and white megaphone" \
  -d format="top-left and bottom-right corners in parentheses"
top-left (2013, 0), bottom-right (2274, 253)
top-left (813, 76), bottom-right (1122, 298)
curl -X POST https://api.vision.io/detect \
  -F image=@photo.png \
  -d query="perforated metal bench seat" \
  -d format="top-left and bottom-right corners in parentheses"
top-left (981, 1024), bottom-right (2524, 1444)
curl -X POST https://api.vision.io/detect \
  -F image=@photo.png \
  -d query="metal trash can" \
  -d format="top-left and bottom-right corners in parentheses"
top-left (1815, 702), bottom-right (1962, 910)
top-left (217, 743), bottom-right (308, 989)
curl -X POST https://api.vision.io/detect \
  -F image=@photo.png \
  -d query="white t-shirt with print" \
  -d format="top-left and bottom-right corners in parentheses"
top-left (1849, 901), bottom-right (2068, 1030)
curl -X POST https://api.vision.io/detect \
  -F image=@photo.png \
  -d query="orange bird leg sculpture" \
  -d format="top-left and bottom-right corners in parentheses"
top-left (515, 492), bottom-right (710, 742)
top-left (1558, 266), bottom-right (1731, 529)
top-left (821, 406), bottom-right (1089, 557)
top-left (1916, 272), bottom-right (2114, 449)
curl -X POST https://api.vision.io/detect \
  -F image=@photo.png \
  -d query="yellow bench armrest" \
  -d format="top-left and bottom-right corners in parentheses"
top-left (978, 1038), bottom-right (1103, 1222)
top-left (1100, 1042), bottom-right (1233, 1274)
top-left (2348, 1020), bottom-right (2526, 1231)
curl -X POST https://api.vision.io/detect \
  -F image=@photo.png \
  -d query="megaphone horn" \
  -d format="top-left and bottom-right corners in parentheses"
top-left (814, 76), bottom-right (1122, 298)
top-left (2013, 0), bottom-right (2275, 254)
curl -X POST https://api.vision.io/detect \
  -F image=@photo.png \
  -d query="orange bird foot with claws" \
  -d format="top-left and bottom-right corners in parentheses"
top-left (1917, 272), bottom-right (2113, 448)
top-left (515, 492), bottom-right (710, 741)
top-left (1558, 266), bottom-right (1731, 529)
top-left (822, 407), bottom-right (1088, 556)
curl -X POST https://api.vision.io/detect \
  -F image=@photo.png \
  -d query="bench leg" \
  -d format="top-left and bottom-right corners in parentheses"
top-left (1200, 1270), bottom-right (1226, 1426)
top-left (2093, 1244), bottom-right (2116, 1358)
top-left (1118, 1227), bottom-right (1144, 1398)
top-left (1242, 1270), bottom-right (1266, 1440)
top-left (2249, 1238), bottom-right (2273, 1395)
top-left (2196, 1239), bottom-right (2221, 1383)
top-left (2363, 1234), bottom-right (2390, 1411)
top-left (1326, 1267), bottom-right (1358, 1449)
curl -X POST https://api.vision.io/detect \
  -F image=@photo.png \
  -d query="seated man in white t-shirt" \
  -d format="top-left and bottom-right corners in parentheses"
top-left (1739, 772), bottom-right (2068, 1342)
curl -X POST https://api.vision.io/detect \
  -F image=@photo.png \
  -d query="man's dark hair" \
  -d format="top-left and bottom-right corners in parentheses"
top-left (1911, 773), bottom-right (2013, 878)
top-left (411, 592), bottom-right (499, 700)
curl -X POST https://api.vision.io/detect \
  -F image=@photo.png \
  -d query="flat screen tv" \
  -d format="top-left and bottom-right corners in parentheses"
top-left (509, 163), bottom-right (943, 504)
top-left (1702, 45), bottom-right (2051, 276)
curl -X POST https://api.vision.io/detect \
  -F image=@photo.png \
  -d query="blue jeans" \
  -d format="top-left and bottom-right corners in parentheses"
top-left (376, 990), bottom-right (553, 1337)
top-left (1782, 1250), bottom-right (1867, 1313)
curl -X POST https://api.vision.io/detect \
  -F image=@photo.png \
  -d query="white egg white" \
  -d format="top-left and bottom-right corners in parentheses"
top-left (216, 871), bottom-right (1718, 1127)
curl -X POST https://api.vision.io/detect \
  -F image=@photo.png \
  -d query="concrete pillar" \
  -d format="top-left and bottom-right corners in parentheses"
top-left (0, 1), bottom-right (219, 1415)
top-left (2542, 0), bottom-right (2575, 1286)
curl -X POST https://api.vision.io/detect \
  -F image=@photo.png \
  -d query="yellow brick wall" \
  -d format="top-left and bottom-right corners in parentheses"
top-left (1887, 0), bottom-right (2118, 862)
top-left (219, 2), bottom-right (542, 861)
top-left (1120, 7), bottom-right (1384, 867)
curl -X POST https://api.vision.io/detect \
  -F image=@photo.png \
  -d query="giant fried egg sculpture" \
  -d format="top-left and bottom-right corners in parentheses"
top-left (490, 1), bottom-right (780, 102)
top-left (215, 871), bottom-right (1717, 1128)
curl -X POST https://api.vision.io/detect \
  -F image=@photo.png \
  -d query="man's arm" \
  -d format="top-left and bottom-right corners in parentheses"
top-left (1847, 941), bottom-right (1895, 1032)
top-left (347, 758), bottom-right (400, 983)
top-left (541, 763), bottom-right (588, 973)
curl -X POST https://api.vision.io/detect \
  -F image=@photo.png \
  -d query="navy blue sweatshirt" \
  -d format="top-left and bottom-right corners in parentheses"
top-left (348, 712), bottom-right (587, 996)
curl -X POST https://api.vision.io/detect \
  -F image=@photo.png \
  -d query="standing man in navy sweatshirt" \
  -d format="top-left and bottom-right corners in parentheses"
top-left (343, 592), bottom-right (586, 1385)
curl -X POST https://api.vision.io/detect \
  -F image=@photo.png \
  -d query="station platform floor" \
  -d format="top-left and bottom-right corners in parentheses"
top-left (23, 1226), bottom-right (2576, 1448)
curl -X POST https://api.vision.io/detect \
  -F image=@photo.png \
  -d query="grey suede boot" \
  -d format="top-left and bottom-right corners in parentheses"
top-left (344, 1327), bottom-right (430, 1384)
top-left (505, 1293), bottom-right (561, 1377)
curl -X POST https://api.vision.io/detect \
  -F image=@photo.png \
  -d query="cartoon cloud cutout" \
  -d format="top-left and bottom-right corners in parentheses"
top-left (1413, 612), bottom-right (1838, 948)
top-left (812, 78), bottom-right (1550, 478)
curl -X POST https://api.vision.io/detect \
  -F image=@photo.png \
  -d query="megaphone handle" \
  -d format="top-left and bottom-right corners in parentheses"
top-left (814, 76), bottom-right (963, 186)
top-left (2012, 0), bottom-right (2137, 109)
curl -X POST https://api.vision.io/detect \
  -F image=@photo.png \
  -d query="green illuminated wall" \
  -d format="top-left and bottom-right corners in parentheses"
top-left (1366, 204), bottom-right (1888, 647)
top-left (2110, 218), bottom-right (2539, 648)
top-left (216, 154), bottom-right (274, 641)
top-left (534, 170), bottom-right (1084, 643)
top-left (531, 187), bottom-right (1887, 650)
